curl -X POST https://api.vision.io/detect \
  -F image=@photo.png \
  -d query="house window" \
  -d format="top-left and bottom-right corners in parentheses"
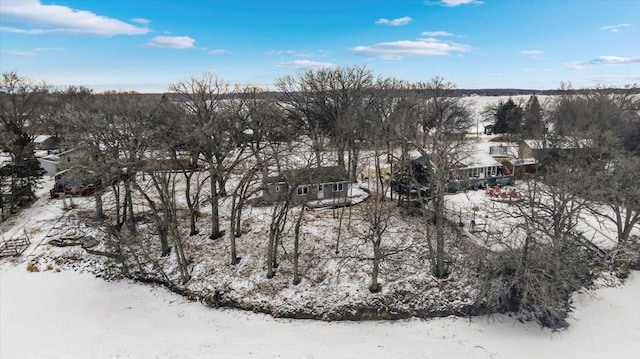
top-left (490, 166), bottom-right (497, 176)
top-left (318, 184), bottom-right (323, 192)
top-left (66, 156), bottom-right (72, 163)
top-left (332, 182), bottom-right (344, 192)
top-left (297, 185), bottom-right (309, 196)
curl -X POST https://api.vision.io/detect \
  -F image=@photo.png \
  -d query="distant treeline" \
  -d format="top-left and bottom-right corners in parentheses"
top-left (451, 87), bottom-right (640, 96)
top-left (157, 87), bottom-right (640, 99)
top-left (5, 87), bottom-right (636, 99)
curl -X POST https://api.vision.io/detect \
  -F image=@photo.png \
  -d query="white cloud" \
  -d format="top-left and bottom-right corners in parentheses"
top-left (566, 61), bottom-right (586, 70)
top-left (585, 75), bottom-right (640, 85)
top-left (600, 24), bottom-right (631, 33)
top-left (276, 60), bottom-right (336, 70)
top-left (522, 49), bottom-right (544, 59)
top-left (145, 36), bottom-right (195, 49)
top-left (0, 0), bottom-right (149, 37)
top-left (566, 55), bottom-right (639, 70)
top-left (131, 18), bottom-right (151, 25)
top-left (375, 16), bottom-right (412, 26)
top-left (421, 31), bottom-right (453, 37)
top-left (266, 50), bottom-right (327, 58)
top-left (440, 0), bottom-right (483, 7)
top-left (3, 47), bottom-right (63, 57)
top-left (266, 50), bottom-right (297, 56)
top-left (3, 50), bottom-right (37, 57)
top-left (208, 49), bottom-right (229, 55)
top-left (523, 67), bottom-right (552, 73)
top-left (591, 56), bottom-right (640, 64)
top-left (351, 38), bottom-right (471, 60)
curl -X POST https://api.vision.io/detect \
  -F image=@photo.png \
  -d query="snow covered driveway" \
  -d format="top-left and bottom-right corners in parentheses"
top-left (1, 264), bottom-right (639, 359)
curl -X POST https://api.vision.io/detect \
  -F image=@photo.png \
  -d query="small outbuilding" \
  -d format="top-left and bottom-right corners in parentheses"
top-left (484, 124), bottom-right (495, 135)
top-left (502, 158), bottom-right (538, 179)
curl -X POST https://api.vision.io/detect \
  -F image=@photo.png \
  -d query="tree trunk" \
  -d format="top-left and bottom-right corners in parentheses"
top-left (112, 185), bottom-right (124, 230)
top-left (217, 176), bottom-right (227, 197)
top-left (94, 190), bottom-right (105, 220)
top-left (351, 147), bottom-right (359, 183)
top-left (267, 201), bottom-right (284, 278)
top-left (234, 205), bottom-right (243, 238)
top-left (208, 165), bottom-right (222, 239)
top-left (370, 246), bottom-right (381, 293)
top-left (229, 193), bottom-right (240, 265)
top-left (434, 184), bottom-right (447, 278)
top-left (159, 224), bottom-right (170, 257)
top-left (312, 133), bottom-right (323, 168)
top-left (184, 172), bottom-right (199, 236)
top-left (170, 221), bottom-right (190, 284)
top-left (293, 205), bottom-right (305, 285)
top-left (267, 224), bottom-right (276, 278)
top-left (337, 144), bottom-right (346, 172)
top-left (124, 180), bottom-right (136, 233)
top-left (335, 205), bottom-right (346, 254)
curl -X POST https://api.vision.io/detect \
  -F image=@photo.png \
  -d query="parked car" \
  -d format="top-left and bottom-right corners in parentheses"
top-left (50, 183), bottom-right (96, 198)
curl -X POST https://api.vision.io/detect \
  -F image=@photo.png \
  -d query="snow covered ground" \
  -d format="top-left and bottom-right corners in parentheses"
top-left (2, 95), bottom-right (638, 358)
top-left (1, 263), bottom-right (638, 359)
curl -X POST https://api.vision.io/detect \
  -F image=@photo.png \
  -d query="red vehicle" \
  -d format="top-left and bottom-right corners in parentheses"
top-left (50, 184), bottom-right (96, 199)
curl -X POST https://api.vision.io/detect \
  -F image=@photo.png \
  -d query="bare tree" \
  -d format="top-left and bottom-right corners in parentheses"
top-left (413, 78), bottom-right (473, 278)
top-left (0, 72), bottom-right (48, 209)
top-left (291, 201), bottom-right (306, 285)
top-left (59, 87), bottom-right (114, 219)
top-left (228, 162), bottom-right (261, 265)
top-left (275, 65), bottom-right (374, 175)
top-left (357, 192), bottom-right (398, 292)
top-left (169, 74), bottom-right (250, 239)
top-left (267, 193), bottom-right (290, 278)
top-left (547, 85), bottom-right (640, 246)
top-left (592, 155), bottom-right (640, 245)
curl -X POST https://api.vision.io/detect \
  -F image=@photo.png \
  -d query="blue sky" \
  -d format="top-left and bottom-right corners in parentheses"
top-left (1, 0), bottom-right (638, 93)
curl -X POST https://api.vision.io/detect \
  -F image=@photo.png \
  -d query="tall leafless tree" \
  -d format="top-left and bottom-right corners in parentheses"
top-left (413, 78), bottom-right (473, 278)
top-left (275, 65), bottom-right (374, 177)
top-left (169, 74), bottom-right (250, 239)
top-left (0, 72), bottom-right (49, 209)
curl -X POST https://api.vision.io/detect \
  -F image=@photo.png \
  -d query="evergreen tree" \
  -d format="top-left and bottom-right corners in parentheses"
top-left (522, 94), bottom-right (545, 138)
top-left (493, 98), bottom-right (523, 135)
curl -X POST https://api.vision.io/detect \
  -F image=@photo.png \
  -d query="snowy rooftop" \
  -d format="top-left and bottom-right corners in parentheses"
top-left (460, 149), bottom-right (502, 168)
top-left (523, 137), bottom-right (592, 150)
top-left (33, 135), bottom-right (52, 144)
top-left (510, 158), bottom-right (538, 166)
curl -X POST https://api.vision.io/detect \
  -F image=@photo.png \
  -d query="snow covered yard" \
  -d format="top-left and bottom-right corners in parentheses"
top-left (1, 182), bottom-right (638, 358)
top-left (1, 263), bottom-right (638, 359)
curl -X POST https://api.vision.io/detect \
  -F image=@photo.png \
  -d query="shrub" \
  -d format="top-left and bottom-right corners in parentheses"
top-left (474, 241), bottom-right (595, 329)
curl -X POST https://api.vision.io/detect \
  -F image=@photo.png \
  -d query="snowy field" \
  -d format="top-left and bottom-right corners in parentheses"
top-left (1, 263), bottom-right (638, 359)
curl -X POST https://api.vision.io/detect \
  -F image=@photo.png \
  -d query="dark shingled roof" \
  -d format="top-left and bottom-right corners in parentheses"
top-left (282, 166), bottom-right (348, 185)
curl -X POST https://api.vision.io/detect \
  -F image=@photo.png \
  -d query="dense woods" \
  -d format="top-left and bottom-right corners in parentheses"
top-left (1, 69), bottom-right (638, 328)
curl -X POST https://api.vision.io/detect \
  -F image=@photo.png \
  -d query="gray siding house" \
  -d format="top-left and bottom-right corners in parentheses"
top-left (263, 166), bottom-right (349, 205)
